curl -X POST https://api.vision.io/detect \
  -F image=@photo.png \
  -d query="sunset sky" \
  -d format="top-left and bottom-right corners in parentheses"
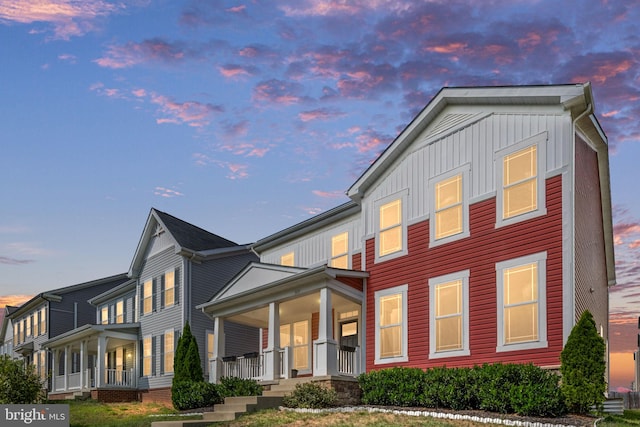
top-left (1, 0), bottom-right (639, 390)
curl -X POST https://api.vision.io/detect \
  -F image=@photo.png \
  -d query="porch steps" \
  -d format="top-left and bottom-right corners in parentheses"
top-left (263, 377), bottom-right (312, 397)
top-left (150, 396), bottom-right (284, 427)
top-left (64, 391), bottom-right (91, 400)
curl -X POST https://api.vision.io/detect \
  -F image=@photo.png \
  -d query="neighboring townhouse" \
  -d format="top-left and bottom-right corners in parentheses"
top-left (199, 83), bottom-right (614, 391)
top-left (44, 208), bottom-right (259, 403)
top-left (0, 306), bottom-right (18, 357)
top-left (7, 274), bottom-right (130, 389)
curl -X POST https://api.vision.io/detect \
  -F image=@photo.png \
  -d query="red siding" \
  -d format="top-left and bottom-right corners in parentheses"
top-left (365, 175), bottom-right (564, 371)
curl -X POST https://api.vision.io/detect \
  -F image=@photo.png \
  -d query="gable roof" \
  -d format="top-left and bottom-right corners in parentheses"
top-left (129, 208), bottom-right (244, 277)
top-left (347, 83), bottom-right (600, 200)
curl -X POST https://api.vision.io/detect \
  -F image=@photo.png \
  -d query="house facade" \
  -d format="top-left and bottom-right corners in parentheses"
top-left (44, 209), bottom-right (258, 403)
top-left (199, 83), bottom-right (614, 387)
top-left (0, 306), bottom-right (18, 358)
top-left (5, 274), bottom-right (130, 390)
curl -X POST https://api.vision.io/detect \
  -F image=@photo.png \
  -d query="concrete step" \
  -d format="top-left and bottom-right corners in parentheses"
top-left (150, 420), bottom-right (212, 427)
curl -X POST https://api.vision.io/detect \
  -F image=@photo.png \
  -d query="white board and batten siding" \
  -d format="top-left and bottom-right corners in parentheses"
top-left (361, 109), bottom-right (573, 237)
top-left (260, 213), bottom-right (362, 269)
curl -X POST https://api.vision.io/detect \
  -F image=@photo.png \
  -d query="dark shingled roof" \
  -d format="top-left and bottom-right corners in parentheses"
top-left (153, 209), bottom-right (238, 251)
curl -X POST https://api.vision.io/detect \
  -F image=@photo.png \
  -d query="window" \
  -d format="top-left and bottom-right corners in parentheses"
top-left (429, 270), bottom-right (470, 358)
top-left (101, 306), bottom-right (109, 324)
top-left (38, 351), bottom-right (47, 381)
top-left (142, 280), bottom-right (153, 315)
top-left (206, 331), bottom-right (215, 373)
top-left (26, 315), bottom-right (32, 338)
top-left (280, 252), bottom-right (294, 267)
top-left (280, 321), bottom-right (309, 371)
top-left (375, 284), bottom-right (408, 364)
top-left (375, 191), bottom-right (408, 262)
top-left (116, 300), bottom-right (124, 324)
top-left (39, 307), bottom-right (46, 336)
top-left (13, 323), bottom-right (19, 345)
top-left (142, 336), bottom-right (152, 376)
top-left (430, 166), bottom-right (470, 246)
top-left (330, 232), bottom-right (349, 269)
top-left (496, 252), bottom-right (547, 352)
top-left (163, 330), bottom-right (174, 374)
top-left (163, 270), bottom-right (175, 307)
top-left (496, 132), bottom-right (547, 226)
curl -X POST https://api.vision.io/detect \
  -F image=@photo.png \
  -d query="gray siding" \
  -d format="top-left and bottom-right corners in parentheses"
top-left (137, 246), bottom-right (183, 390)
top-left (190, 252), bottom-right (259, 367)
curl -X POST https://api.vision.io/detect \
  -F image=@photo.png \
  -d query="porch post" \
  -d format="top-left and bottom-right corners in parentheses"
top-left (263, 302), bottom-right (281, 381)
top-left (96, 336), bottom-right (106, 388)
top-left (211, 317), bottom-right (225, 383)
top-left (79, 340), bottom-right (85, 390)
top-left (314, 287), bottom-right (338, 376)
top-left (50, 349), bottom-right (57, 392)
top-left (64, 345), bottom-right (70, 390)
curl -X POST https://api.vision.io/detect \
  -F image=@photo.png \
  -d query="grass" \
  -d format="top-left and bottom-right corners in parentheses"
top-left (65, 400), bottom-right (201, 427)
top-left (62, 400), bottom-right (640, 427)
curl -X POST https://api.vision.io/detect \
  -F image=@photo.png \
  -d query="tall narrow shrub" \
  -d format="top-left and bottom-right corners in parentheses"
top-left (560, 310), bottom-right (606, 414)
top-left (173, 321), bottom-right (194, 383)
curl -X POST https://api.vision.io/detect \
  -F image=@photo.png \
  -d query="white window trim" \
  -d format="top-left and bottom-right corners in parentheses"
top-left (495, 132), bottom-right (547, 228)
top-left (374, 190), bottom-right (409, 263)
top-left (496, 252), bottom-right (548, 353)
top-left (374, 284), bottom-right (408, 365)
top-left (429, 165), bottom-right (470, 247)
top-left (142, 279), bottom-right (153, 315)
top-left (163, 269), bottom-right (176, 308)
top-left (329, 229), bottom-right (351, 269)
top-left (163, 329), bottom-right (175, 375)
top-left (429, 270), bottom-right (470, 359)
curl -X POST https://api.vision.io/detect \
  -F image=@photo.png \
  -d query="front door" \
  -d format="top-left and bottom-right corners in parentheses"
top-left (339, 320), bottom-right (358, 349)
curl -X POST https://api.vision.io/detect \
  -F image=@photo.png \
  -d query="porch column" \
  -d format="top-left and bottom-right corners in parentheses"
top-left (64, 345), bottom-right (70, 390)
top-left (79, 340), bottom-right (85, 390)
top-left (96, 336), bottom-right (107, 388)
top-left (263, 302), bottom-right (281, 381)
top-left (210, 317), bottom-right (225, 383)
top-left (314, 287), bottom-right (338, 376)
top-left (50, 349), bottom-right (57, 392)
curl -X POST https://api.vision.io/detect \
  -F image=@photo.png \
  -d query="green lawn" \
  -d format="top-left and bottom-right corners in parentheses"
top-left (63, 400), bottom-right (640, 427)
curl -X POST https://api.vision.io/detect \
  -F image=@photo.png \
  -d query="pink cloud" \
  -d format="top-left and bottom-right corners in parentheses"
top-left (0, 0), bottom-right (124, 40)
top-left (153, 187), bottom-right (184, 198)
top-left (312, 190), bottom-right (344, 199)
top-left (613, 221), bottom-right (640, 245)
top-left (298, 108), bottom-right (345, 122)
top-left (253, 79), bottom-right (307, 105)
top-left (150, 93), bottom-right (223, 128)
top-left (226, 5), bottom-right (246, 14)
top-left (354, 129), bottom-right (390, 153)
top-left (131, 88), bottom-right (146, 97)
top-left (218, 64), bottom-right (254, 78)
top-left (95, 39), bottom-right (193, 69)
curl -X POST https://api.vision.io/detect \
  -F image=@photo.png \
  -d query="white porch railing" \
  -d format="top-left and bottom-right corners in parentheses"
top-left (102, 368), bottom-right (134, 387)
top-left (221, 353), bottom-right (263, 380)
top-left (337, 346), bottom-right (360, 376)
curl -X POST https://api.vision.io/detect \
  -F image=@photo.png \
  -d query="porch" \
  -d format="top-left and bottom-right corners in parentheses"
top-left (198, 263), bottom-right (368, 384)
top-left (43, 323), bottom-right (140, 397)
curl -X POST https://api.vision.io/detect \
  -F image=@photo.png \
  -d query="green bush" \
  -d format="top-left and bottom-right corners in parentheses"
top-left (0, 355), bottom-right (45, 404)
top-left (560, 310), bottom-right (606, 414)
top-left (171, 380), bottom-right (222, 410)
top-left (173, 322), bottom-right (203, 383)
top-left (282, 382), bottom-right (337, 409)
top-left (219, 376), bottom-right (263, 397)
top-left (359, 364), bottom-right (566, 417)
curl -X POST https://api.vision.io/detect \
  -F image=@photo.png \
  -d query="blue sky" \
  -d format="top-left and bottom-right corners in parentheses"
top-left (1, 0), bottom-right (639, 390)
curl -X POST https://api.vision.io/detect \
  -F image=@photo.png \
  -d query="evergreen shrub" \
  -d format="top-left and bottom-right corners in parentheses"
top-left (171, 380), bottom-right (221, 411)
top-left (0, 355), bottom-right (45, 404)
top-left (219, 376), bottom-right (263, 397)
top-left (282, 382), bottom-right (337, 409)
top-left (560, 310), bottom-right (607, 414)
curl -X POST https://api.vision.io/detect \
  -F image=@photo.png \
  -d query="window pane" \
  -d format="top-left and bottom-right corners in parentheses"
top-left (380, 199), bottom-right (401, 229)
top-left (436, 175), bottom-right (461, 210)
top-left (380, 294), bottom-right (401, 326)
top-left (280, 324), bottom-right (291, 348)
top-left (435, 205), bottom-right (463, 239)
top-left (143, 280), bottom-right (153, 314)
top-left (293, 346), bottom-right (308, 370)
top-left (165, 271), bottom-right (175, 307)
top-left (504, 179), bottom-right (537, 218)
top-left (504, 146), bottom-right (536, 185)
top-left (436, 316), bottom-right (462, 351)
top-left (505, 304), bottom-right (538, 343)
top-left (116, 301), bottom-right (124, 324)
top-left (341, 321), bottom-right (357, 337)
top-left (380, 325), bottom-right (401, 358)
top-left (207, 333), bottom-right (215, 359)
top-left (380, 226), bottom-right (402, 256)
top-left (101, 307), bottom-right (109, 324)
top-left (435, 281), bottom-right (461, 317)
top-left (332, 232), bottom-right (348, 256)
top-left (293, 321), bottom-right (308, 346)
top-left (504, 263), bottom-right (537, 305)
top-left (165, 331), bottom-right (174, 373)
top-left (331, 255), bottom-right (348, 269)
top-left (281, 252), bottom-right (294, 266)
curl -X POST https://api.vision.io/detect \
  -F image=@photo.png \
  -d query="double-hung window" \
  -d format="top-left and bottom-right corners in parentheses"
top-left (375, 191), bottom-right (408, 262)
top-left (330, 231), bottom-right (349, 269)
top-left (374, 284), bottom-right (408, 364)
top-left (39, 307), bottom-right (46, 335)
top-left (163, 330), bottom-right (174, 374)
top-left (116, 300), bottom-right (124, 324)
top-left (142, 280), bottom-right (153, 315)
top-left (163, 270), bottom-right (175, 308)
top-left (430, 166), bottom-right (470, 246)
top-left (496, 252), bottom-right (547, 352)
top-left (101, 306), bottom-right (109, 324)
top-left (429, 270), bottom-right (470, 358)
top-left (496, 132), bottom-right (547, 227)
top-left (142, 336), bottom-right (152, 376)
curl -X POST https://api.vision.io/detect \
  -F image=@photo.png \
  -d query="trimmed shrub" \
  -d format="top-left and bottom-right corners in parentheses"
top-left (560, 310), bottom-right (606, 414)
top-left (219, 376), bottom-right (263, 397)
top-left (359, 367), bottom-right (426, 406)
top-left (0, 355), bottom-right (45, 404)
top-left (282, 382), bottom-right (337, 409)
top-left (171, 380), bottom-right (222, 411)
